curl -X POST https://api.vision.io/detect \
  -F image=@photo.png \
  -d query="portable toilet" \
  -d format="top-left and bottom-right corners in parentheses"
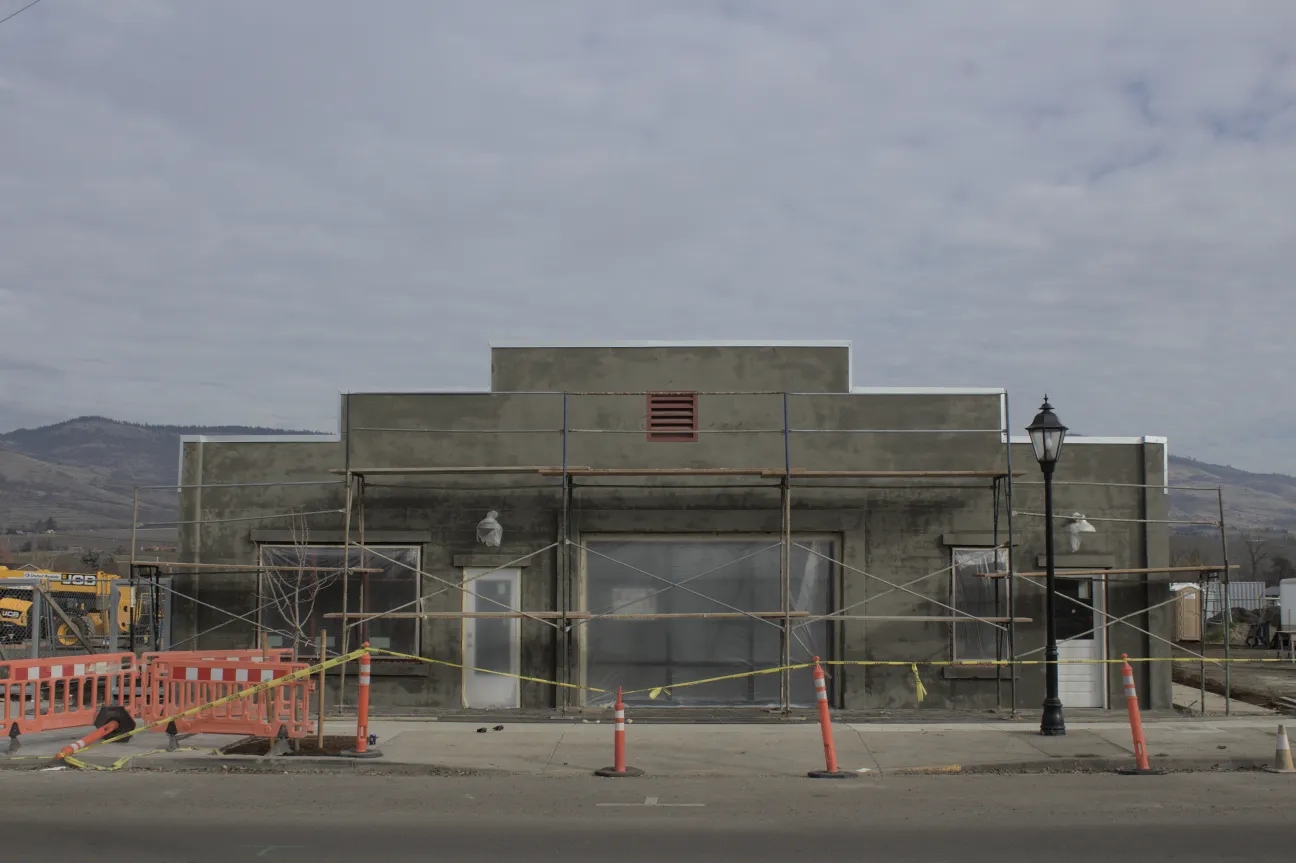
top-left (1280, 579), bottom-right (1296, 631)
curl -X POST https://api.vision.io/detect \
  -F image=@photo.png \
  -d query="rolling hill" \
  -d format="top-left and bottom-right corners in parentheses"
top-left (0, 417), bottom-right (326, 538)
top-left (1168, 457), bottom-right (1296, 532)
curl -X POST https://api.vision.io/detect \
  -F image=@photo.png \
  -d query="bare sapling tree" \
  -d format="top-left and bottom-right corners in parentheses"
top-left (1240, 531), bottom-right (1274, 580)
top-left (261, 510), bottom-right (343, 656)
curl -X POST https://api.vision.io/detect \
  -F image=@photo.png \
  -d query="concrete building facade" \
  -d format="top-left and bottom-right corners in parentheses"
top-left (174, 342), bottom-right (1172, 715)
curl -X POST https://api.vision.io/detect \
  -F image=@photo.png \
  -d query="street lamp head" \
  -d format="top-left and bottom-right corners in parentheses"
top-left (1026, 395), bottom-right (1067, 467)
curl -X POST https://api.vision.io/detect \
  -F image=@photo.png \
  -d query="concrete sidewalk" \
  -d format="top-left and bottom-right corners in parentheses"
top-left (4, 715), bottom-right (1291, 775)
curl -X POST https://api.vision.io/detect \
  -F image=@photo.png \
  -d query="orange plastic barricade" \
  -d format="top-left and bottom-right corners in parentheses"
top-left (142, 657), bottom-right (314, 739)
top-left (0, 653), bottom-right (138, 746)
top-left (139, 649), bottom-right (294, 671)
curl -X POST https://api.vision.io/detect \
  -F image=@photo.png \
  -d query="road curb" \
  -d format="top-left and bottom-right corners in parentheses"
top-left (953, 756), bottom-right (1268, 774)
top-left (0, 753), bottom-right (508, 776)
top-left (0, 753), bottom-right (1273, 777)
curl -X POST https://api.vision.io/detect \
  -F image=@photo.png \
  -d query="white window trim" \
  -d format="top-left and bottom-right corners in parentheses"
top-left (950, 546), bottom-right (1007, 663)
top-left (574, 532), bottom-right (838, 707)
top-left (255, 542), bottom-right (422, 657)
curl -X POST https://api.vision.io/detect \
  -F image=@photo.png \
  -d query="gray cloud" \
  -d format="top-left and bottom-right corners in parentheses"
top-left (2, 1), bottom-right (1295, 470)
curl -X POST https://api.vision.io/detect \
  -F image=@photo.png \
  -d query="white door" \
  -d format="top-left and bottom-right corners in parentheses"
top-left (462, 568), bottom-right (521, 709)
top-left (1055, 576), bottom-right (1106, 708)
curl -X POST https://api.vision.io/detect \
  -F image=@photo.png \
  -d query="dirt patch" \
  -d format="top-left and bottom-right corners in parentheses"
top-left (220, 735), bottom-right (362, 757)
top-left (1173, 645), bottom-right (1296, 710)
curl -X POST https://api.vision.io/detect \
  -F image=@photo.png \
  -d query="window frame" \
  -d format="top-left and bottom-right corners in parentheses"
top-left (255, 542), bottom-right (422, 658)
top-left (949, 546), bottom-right (1007, 662)
top-left (574, 532), bottom-right (840, 706)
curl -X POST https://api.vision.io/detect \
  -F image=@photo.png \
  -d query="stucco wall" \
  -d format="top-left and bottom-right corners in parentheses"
top-left (175, 346), bottom-right (1170, 714)
top-left (489, 344), bottom-right (852, 394)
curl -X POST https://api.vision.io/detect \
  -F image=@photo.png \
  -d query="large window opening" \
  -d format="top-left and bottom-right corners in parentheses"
top-left (257, 544), bottom-right (420, 657)
top-left (581, 536), bottom-right (835, 707)
top-left (950, 547), bottom-right (1006, 661)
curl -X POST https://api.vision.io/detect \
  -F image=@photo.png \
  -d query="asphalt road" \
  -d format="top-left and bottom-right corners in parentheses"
top-left (2, 771), bottom-right (1291, 861)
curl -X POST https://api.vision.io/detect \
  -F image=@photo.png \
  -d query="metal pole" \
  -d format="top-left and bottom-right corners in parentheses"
top-left (317, 628), bottom-right (327, 749)
top-left (1004, 392), bottom-right (1017, 716)
top-left (191, 441), bottom-right (204, 646)
top-left (781, 392), bottom-right (792, 712)
top-left (339, 471), bottom-right (353, 712)
top-left (358, 477), bottom-right (367, 648)
top-left (159, 575), bottom-right (172, 648)
top-left (1217, 488), bottom-right (1232, 716)
top-left (1041, 461), bottom-right (1065, 735)
top-left (129, 487), bottom-right (139, 649)
top-left (30, 589), bottom-right (42, 659)
top-left (128, 563), bottom-right (137, 655)
top-left (993, 476), bottom-right (1002, 710)
top-left (559, 392), bottom-right (570, 714)
top-left (129, 487), bottom-right (139, 589)
top-left (107, 582), bottom-right (120, 652)
top-left (1198, 570), bottom-right (1207, 715)
top-left (151, 567), bottom-right (160, 649)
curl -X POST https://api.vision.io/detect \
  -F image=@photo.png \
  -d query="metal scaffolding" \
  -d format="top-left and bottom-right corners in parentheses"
top-left (316, 389), bottom-right (1028, 714)
top-left (137, 388), bottom-right (1247, 717)
top-left (1010, 478), bottom-right (1244, 714)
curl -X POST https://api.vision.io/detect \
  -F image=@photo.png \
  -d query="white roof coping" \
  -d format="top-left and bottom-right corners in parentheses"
top-left (488, 340), bottom-right (853, 349)
top-left (1007, 435), bottom-right (1167, 446)
top-left (851, 387), bottom-right (1006, 395)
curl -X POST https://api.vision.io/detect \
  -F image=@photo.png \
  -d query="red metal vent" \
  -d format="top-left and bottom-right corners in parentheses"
top-left (646, 391), bottom-right (699, 442)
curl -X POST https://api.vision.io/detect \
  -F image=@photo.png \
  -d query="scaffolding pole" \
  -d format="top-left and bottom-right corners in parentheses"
top-left (1003, 391), bottom-right (1017, 716)
top-left (780, 391), bottom-right (792, 713)
top-left (992, 475), bottom-right (1003, 709)
top-left (328, 611), bottom-right (815, 621)
top-left (129, 487), bottom-right (139, 654)
top-left (339, 470), bottom-right (353, 712)
top-left (1218, 488), bottom-right (1232, 716)
top-left (1199, 568), bottom-right (1208, 715)
top-left (559, 392), bottom-right (571, 715)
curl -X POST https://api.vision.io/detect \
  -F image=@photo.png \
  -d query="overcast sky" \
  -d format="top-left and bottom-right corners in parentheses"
top-left (2, 1), bottom-right (1294, 472)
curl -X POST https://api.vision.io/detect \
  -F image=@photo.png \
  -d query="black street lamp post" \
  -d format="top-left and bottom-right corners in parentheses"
top-left (1027, 396), bottom-right (1068, 737)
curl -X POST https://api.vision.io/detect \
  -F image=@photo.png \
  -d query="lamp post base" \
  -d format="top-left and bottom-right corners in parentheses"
top-left (1040, 699), bottom-right (1066, 737)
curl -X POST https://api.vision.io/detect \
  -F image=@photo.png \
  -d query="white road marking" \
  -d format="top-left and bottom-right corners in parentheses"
top-left (241, 845), bottom-right (303, 857)
top-left (597, 796), bottom-right (706, 808)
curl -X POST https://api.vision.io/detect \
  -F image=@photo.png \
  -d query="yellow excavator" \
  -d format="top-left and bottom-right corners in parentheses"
top-left (0, 567), bottom-right (151, 647)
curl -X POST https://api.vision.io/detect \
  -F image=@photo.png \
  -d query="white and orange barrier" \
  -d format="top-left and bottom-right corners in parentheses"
top-left (139, 648), bottom-right (294, 671)
top-left (1, 653), bottom-right (138, 753)
top-left (807, 656), bottom-right (854, 779)
top-left (341, 644), bottom-right (380, 758)
top-left (1117, 654), bottom-right (1164, 776)
top-left (141, 656), bottom-right (315, 740)
top-left (1264, 725), bottom-right (1296, 774)
top-left (594, 686), bottom-right (642, 777)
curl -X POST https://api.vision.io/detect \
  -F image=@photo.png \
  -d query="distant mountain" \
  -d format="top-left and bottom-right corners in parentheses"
top-left (0, 416), bottom-right (326, 534)
top-left (1168, 456), bottom-right (1296, 532)
top-left (1, 417), bottom-right (1294, 539)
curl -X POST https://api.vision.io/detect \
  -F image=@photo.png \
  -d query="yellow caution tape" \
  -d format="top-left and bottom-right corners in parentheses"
top-left (624, 663), bottom-right (813, 699)
top-left (2, 755), bottom-right (57, 762)
top-left (911, 664), bottom-right (927, 703)
top-left (39, 647), bottom-right (1278, 771)
top-left (371, 648), bottom-right (605, 693)
top-left (619, 655), bottom-right (1279, 704)
top-left (62, 747), bottom-right (216, 772)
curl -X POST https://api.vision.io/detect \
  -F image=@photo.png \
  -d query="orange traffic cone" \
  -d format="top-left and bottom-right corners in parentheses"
top-left (1264, 725), bottom-right (1296, 774)
top-left (1116, 655), bottom-right (1164, 776)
